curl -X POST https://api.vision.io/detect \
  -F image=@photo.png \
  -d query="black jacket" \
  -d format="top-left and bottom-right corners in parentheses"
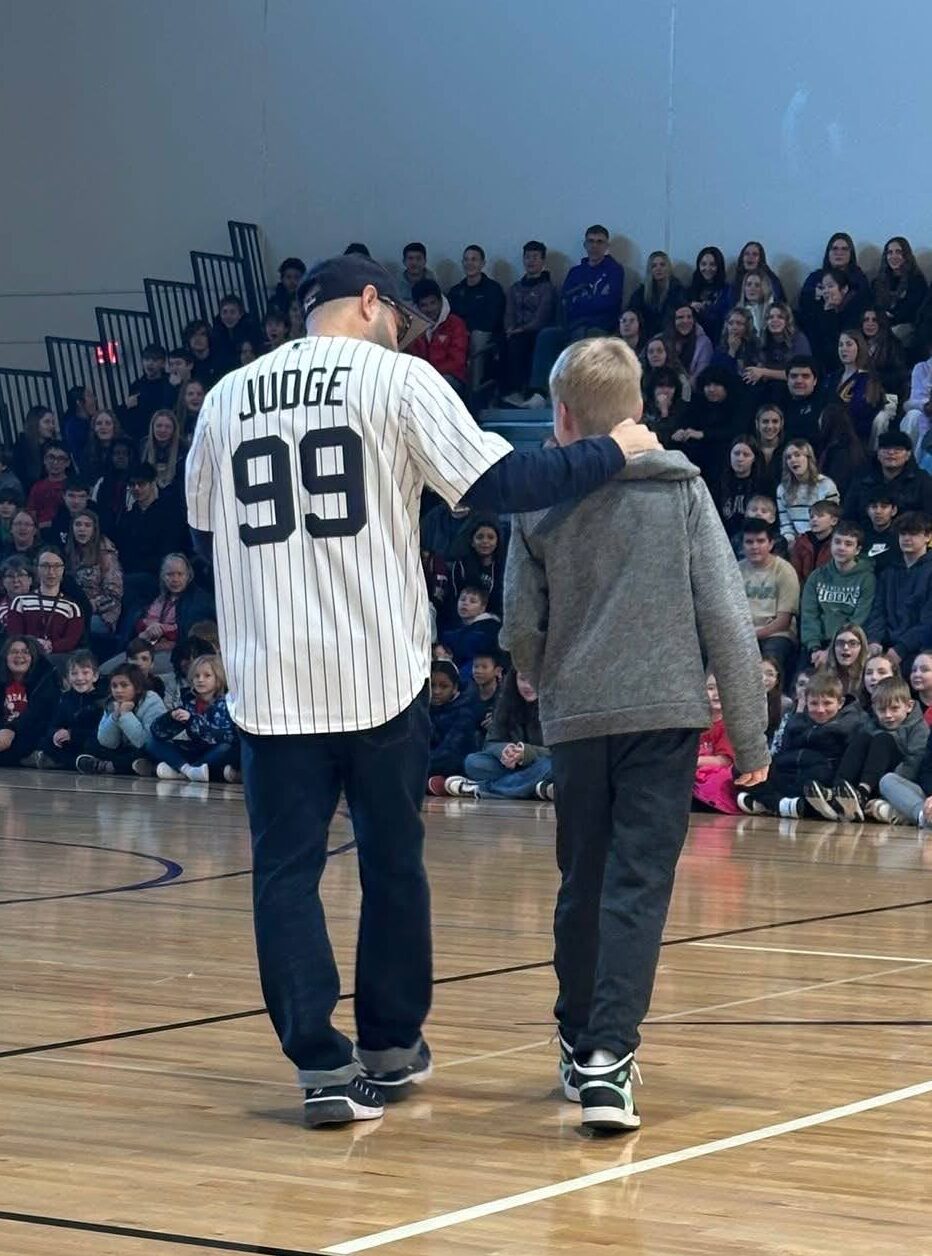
top-left (49, 679), bottom-right (108, 736)
top-left (772, 696), bottom-right (864, 784)
top-left (864, 551), bottom-right (932, 657)
top-left (116, 493), bottom-right (190, 576)
top-left (842, 458), bottom-right (932, 529)
top-left (781, 388), bottom-right (826, 445)
top-left (122, 375), bottom-right (177, 444)
top-left (447, 274), bottom-right (506, 335)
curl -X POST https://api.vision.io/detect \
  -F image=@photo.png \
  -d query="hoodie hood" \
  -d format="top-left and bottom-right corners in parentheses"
top-left (426, 296), bottom-right (451, 342)
top-left (615, 448), bottom-right (702, 483)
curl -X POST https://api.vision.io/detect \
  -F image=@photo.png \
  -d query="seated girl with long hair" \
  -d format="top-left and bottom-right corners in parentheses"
top-left (145, 653), bottom-right (238, 783)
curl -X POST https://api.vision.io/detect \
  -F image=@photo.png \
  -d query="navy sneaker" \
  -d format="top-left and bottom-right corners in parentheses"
top-left (303, 1076), bottom-right (384, 1128)
top-left (575, 1052), bottom-right (642, 1132)
top-left (361, 1040), bottom-right (432, 1098)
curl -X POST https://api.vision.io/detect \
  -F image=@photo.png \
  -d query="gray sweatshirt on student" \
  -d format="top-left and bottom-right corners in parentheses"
top-left (500, 448), bottom-right (770, 774)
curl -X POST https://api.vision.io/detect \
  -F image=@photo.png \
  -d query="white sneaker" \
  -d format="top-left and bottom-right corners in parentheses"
top-left (156, 762), bottom-right (184, 780)
top-left (444, 775), bottom-right (479, 797)
top-left (522, 393), bottom-right (547, 409)
top-left (502, 391), bottom-right (526, 406)
top-left (182, 763), bottom-right (210, 783)
top-left (223, 765), bottom-right (242, 783)
top-left (864, 799), bottom-right (904, 825)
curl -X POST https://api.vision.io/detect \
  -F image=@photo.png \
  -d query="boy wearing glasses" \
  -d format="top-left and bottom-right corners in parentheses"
top-left (26, 443), bottom-right (72, 528)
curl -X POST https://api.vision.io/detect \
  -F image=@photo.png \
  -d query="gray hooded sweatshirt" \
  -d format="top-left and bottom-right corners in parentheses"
top-left (501, 448), bottom-right (770, 774)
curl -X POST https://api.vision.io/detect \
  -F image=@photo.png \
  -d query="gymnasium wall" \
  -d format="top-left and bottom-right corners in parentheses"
top-left (3, 0), bottom-right (931, 369)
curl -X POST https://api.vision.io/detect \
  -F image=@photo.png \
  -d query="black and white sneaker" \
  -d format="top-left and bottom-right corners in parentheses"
top-left (558, 1031), bottom-right (579, 1101)
top-left (362, 1040), bottom-right (432, 1098)
top-left (833, 780), bottom-right (866, 822)
top-left (576, 1052), bottom-right (642, 1131)
top-left (303, 1076), bottom-right (384, 1127)
top-left (75, 754), bottom-right (114, 775)
top-left (803, 780), bottom-right (841, 821)
top-left (736, 792), bottom-right (767, 815)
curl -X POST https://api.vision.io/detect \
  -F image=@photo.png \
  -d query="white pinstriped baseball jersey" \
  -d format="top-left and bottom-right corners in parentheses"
top-left (185, 336), bottom-right (511, 735)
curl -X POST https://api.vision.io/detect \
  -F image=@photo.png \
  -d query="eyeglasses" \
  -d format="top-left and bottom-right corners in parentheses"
top-left (378, 296), bottom-right (413, 344)
top-left (38, 562), bottom-right (64, 571)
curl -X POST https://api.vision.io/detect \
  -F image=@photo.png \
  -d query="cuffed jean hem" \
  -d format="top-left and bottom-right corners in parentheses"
top-left (355, 1036), bottom-right (424, 1074)
top-left (297, 1060), bottom-right (360, 1089)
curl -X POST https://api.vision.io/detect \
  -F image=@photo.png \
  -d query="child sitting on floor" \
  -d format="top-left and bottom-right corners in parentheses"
top-left (426, 660), bottom-right (479, 794)
top-left (878, 719), bottom-right (932, 826)
top-left (146, 653), bottom-right (238, 783)
top-left (38, 648), bottom-right (107, 769)
top-left (737, 669), bottom-right (862, 817)
top-left (692, 674), bottom-right (740, 814)
top-left (468, 649), bottom-right (504, 736)
top-left (804, 676), bottom-right (928, 821)
top-left (446, 670), bottom-right (553, 800)
top-left (76, 663), bottom-right (165, 775)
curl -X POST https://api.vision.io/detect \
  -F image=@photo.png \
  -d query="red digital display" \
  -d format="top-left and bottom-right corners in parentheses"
top-left (95, 340), bottom-right (120, 365)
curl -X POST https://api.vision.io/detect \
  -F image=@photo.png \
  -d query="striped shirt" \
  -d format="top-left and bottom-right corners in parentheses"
top-left (186, 336), bottom-right (511, 735)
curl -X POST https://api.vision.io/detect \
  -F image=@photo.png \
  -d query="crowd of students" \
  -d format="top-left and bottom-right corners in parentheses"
top-left (407, 227), bottom-right (932, 830)
top-left (8, 228), bottom-right (932, 826)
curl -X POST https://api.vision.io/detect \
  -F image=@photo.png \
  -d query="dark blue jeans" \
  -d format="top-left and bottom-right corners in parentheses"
top-left (240, 687), bottom-right (432, 1088)
top-left (551, 728), bottom-right (699, 1058)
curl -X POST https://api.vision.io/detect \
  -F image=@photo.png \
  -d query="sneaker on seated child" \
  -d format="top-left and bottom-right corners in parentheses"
top-left (737, 669), bottom-right (862, 817)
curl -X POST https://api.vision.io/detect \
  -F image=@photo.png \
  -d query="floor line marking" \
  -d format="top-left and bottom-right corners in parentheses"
top-left (688, 941), bottom-right (932, 964)
top-left (435, 1039), bottom-right (553, 1070)
top-left (646, 958), bottom-right (932, 1023)
top-left (28, 961), bottom-right (928, 1088)
top-left (321, 1077), bottom-right (932, 1253)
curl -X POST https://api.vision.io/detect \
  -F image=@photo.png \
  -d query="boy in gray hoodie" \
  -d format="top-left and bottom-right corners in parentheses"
top-left (501, 337), bottom-right (770, 1133)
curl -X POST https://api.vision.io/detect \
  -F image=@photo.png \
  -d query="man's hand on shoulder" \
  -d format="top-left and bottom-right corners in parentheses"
top-left (610, 419), bottom-right (660, 460)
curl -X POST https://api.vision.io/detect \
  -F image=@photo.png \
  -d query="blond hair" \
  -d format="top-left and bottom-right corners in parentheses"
top-left (188, 653), bottom-right (227, 696)
top-left (549, 337), bottom-right (642, 436)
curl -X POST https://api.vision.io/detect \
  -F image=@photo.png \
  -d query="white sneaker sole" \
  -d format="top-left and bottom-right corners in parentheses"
top-left (303, 1096), bottom-right (384, 1127)
top-left (370, 1059), bottom-right (433, 1091)
top-left (581, 1105), bottom-right (641, 1130)
top-left (562, 1075), bottom-right (580, 1103)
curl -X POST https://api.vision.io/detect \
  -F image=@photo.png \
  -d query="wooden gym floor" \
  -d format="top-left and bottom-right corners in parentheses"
top-left (1, 770), bottom-right (931, 1256)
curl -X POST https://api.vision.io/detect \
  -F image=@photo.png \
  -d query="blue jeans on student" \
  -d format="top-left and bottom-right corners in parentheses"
top-left (464, 750), bottom-right (553, 798)
top-left (146, 735), bottom-right (235, 779)
top-left (240, 686), bottom-right (432, 1088)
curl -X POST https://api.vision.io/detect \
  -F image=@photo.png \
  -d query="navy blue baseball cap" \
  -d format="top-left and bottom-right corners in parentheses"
top-left (297, 255), bottom-right (429, 349)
